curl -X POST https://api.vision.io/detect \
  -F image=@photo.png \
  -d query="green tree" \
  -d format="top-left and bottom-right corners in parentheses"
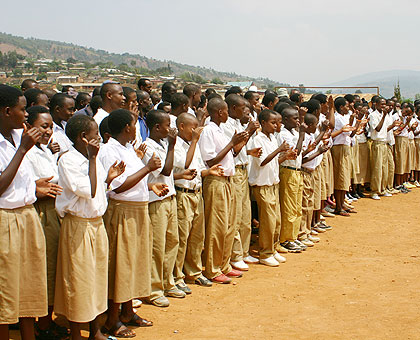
top-left (394, 81), bottom-right (402, 102)
top-left (355, 89), bottom-right (362, 94)
top-left (211, 77), bottom-right (224, 84)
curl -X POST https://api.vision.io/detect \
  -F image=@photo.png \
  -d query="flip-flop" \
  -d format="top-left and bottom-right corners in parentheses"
top-left (333, 210), bottom-right (350, 217)
top-left (101, 322), bottom-right (136, 338)
top-left (123, 313), bottom-right (153, 327)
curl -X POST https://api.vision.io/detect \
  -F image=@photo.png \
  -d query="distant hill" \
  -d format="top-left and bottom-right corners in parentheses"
top-left (330, 70), bottom-right (420, 99)
top-left (0, 32), bottom-right (286, 87)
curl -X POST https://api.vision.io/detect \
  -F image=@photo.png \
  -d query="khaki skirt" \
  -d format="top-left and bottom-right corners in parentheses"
top-left (331, 144), bottom-right (351, 191)
top-left (312, 165), bottom-right (322, 211)
top-left (350, 140), bottom-right (360, 180)
top-left (103, 199), bottom-right (152, 303)
top-left (54, 214), bottom-right (108, 323)
top-left (325, 149), bottom-right (334, 196)
top-left (394, 136), bottom-right (408, 175)
top-left (408, 139), bottom-right (415, 172)
top-left (0, 205), bottom-right (47, 324)
top-left (415, 139), bottom-right (420, 171)
top-left (34, 199), bottom-right (61, 305)
top-left (355, 142), bottom-right (371, 184)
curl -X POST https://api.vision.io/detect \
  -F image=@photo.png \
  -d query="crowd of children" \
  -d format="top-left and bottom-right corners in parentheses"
top-left (1, 77), bottom-right (420, 340)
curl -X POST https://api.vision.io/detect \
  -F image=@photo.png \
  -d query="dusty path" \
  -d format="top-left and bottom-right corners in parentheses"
top-left (11, 189), bottom-right (420, 340)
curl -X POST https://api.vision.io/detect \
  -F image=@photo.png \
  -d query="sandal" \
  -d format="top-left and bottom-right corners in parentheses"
top-left (101, 322), bottom-right (136, 338)
top-left (333, 210), bottom-right (350, 217)
top-left (122, 313), bottom-right (153, 327)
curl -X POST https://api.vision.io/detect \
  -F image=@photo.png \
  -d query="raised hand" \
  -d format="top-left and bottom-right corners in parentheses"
top-left (306, 141), bottom-right (316, 153)
top-left (248, 147), bottom-right (262, 158)
top-left (135, 143), bottom-right (147, 159)
top-left (35, 176), bottom-right (63, 199)
top-left (321, 119), bottom-right (330, 131)
top-left (298, 107), bottom-right (308, 120)
top-left (285, 148), bottom-right (298, 160)
top-left (20, 126), bottom-right (41, 152)
top-left (47, 139), bottom-right (61, 154)
top-left (278, 141), bottom-right (290, 152)
top-left (182, 169), bottom-right (197, 180)
top-left (208, 164), bottom-right (224, 177)
top-left (192, 126), bottom-right (204, 142)
top-left (342, 125), bottom-right (356, 132)
top-left (246, 120), bottom-right (260, 134)
top-left (231, 130), bottom-right (249, 146)
top-left (167, 127), bottom-right (178, 146)
top-left (151, 183), bottom-right (169, 197)
top-left (327, 95), bottom-right (334, 111)
top-left (107, 161), bottom-right (126, 183)
top-left (146, 152), bottom-right (161, 172)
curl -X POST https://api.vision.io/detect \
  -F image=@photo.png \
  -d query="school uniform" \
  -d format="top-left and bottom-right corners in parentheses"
top-left (143, 137), bottom-right (178, 300)
top-left (249, 132), bottom-right (280, 259)
top-left (408, 127), bottom-right (415, 173)
top-left (93, 107), bottom-right (109, 127)
top-left (394, 113), bottom-right (409, 175)
top-left (99, 138), bottom-right (152, 303)
top-left (198, 121), bottom-right (236, 279)
top-left (277, 127), bottom-right (303, 243)
top-left (332, 112), bottom-right (352, 191)
top-left (414, 118), bottom-right (420, 171)
top-left (0, 130), bottom-right (47, 324)
top-left (52, 121), bottom-right (72, 157)
top-left (54, 147), bottom-right (108, 323)
top-left (221, 117), bottom-right (252, 263)
top-left (386, 112), bottom-right (396, 190)
top-left (355, 132), bottom-right (371, 184)
top-left (173, 136), bottom-right (206, 284)
top-left (26, 144), bottom-right (61, 305)
top-left (318, 114), bottom-right (333, 198)
top-left (369, 110), bottom-right (389, 194)
top-left (300, 134), bottom-right (317, 240)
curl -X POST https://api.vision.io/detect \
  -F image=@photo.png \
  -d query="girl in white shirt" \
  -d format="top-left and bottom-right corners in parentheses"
top-left (54, 115), bottom-right (124, 340)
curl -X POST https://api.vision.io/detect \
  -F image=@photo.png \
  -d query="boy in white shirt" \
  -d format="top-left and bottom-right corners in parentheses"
top-left (50, 93), bottom-right (75, 157)
top-left (143, 109), bottom-right (183, 307)
top-left (198, 98), bottom-right (248, 284)
top-left (0, 85), bottom-right (47, 340)
top-left (54, 115), bottom-right (124, 340)
top-left (173, 113), bottom-right (224, 292)
top-left (249, 109), bottom-right (294, 266)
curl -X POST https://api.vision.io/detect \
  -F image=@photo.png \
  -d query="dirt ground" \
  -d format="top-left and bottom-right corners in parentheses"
top-left (11, 189), bottom-right (420, 340)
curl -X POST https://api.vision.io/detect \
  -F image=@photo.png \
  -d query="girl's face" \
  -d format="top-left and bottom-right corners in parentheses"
top-left (83, 121), bottom-right (101, 143)
top-left (31, 113), bottom-right (53, 145)
top-left (262, 113), bottom-right (277, 135)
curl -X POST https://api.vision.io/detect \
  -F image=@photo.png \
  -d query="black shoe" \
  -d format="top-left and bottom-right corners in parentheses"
top-left (353, 193), bottom-right (361, 199)
top-left (186, 275), bottom-right (212, 287)
top-left (357, 191), bottom-right (365, 198)
top-left (281, 241), bottom-right (302, 253)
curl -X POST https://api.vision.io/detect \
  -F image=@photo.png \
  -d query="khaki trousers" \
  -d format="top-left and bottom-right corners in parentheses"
top-left (386, 144), bottom-right (395, 190)
top-left (149, 196), bottom-right (178, 300)
top-left (231, 167), bottom-right (252, 262)
top-left (312, 165), bottom-right (322, 211)
top-left (273, 184), bottom-right (282, 246)
top-left (355, 142), bottom-right (371, 184)
top-left (252, 185), bottom-right (279, 259)
top-left (299, 171), bottom-right (314, 240)
top-left (202, 175), bottom-right (236, 279)
top-left (279, 168), bottom-right (303, 243)
top-left (370, 141), bottom-right (388, 194)
top-left (174, 190), bottom-right (205, 284)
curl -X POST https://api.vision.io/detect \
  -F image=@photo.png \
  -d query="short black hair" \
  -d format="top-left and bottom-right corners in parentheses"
top-left (225, 94), bottom-right (245, 108)
top-left (0, 85), bottom-right (23, 109)
top-left (50, 93), bottom-right (73, 112)
top-left (108, 109), bottom-right (134, 136)
top-left (100, 83), bottom-right (119, 100)
top-left (205, 88), bottom-right (216, 97)
top-left (21, 79), bottom-right (37, 91)
top-left (92, 87), bottom-right (101, 97)
top-left (145, 109), bottom-right (168, 130)
top-left (258, 109), bottom-right (276, 124)
top-left (244, 91), bottom-right (257, 100)
top-left (157, 101), bottom-right (171, 110)
top-left (90, 95), bottom-right (102, 115)
top-left (170, 93), bottom-right (189, 110)
top-left (207, 92), bottom-right (222, 101)
top-left (289, 93), bottom-right (301, 103)
top-left (183, 84), bottom-right (200, 98)
top-left (313, 93), bottom-right (327, 104)
top-left (27, 106), bottom-right (50, 125)
top-left (123, 86), bottom-right (136, 98)
top-left (306, 99), bottom-right (321, 114)
top-left (61, 85), bottom-right (74, 93)
top-left (99, 116), bottom-right (111, 141)
top-left (225, 86), bottom-right (242, 98)
top-left (375, 96), bottom-right (385, 105)
top-left (262, 93), bottom-right (277, 107)
top-left (264, 89), bottom-right (276, 96)
top-left (24, 88), bottom-right (44, 108)
top-left (304, 113), bottom-right (318, 126)
top-left (136, 90), bottom-right (149, 102)
top-left (344, 94), bottom-right (355, 103)
top-left (65, 115), bottom-right (95, 143)
top-left (75, 92), bottom-right (91, 109)
top-left (371, 95), bottom-right (379, 103)
top-left (162, 82), bottom-right (176, 93)
top-left (207, 97), bottom-right (227, 116)
top-left (274, 102), bottom-right (291, 115)
top-left (334, 97), bottom-right (347, 112)
top-left (282, 107), bottom-right (298, 119)
top-left (137, 78), bottom-right (150, 89)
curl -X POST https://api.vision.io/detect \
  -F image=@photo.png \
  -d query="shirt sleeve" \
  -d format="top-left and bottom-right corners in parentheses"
top-left (369, 112), bottom-right (381, 130)
top-left (173, 143), bottom-right (186, 170)
top-left (58, 155), bottom-right (92, 199)
top-left (143, 142), bottom-right (163, 178)
top-left (98, 147), bottom-right (129, 191)
top-left (198, 128), bottom-right (217, 162)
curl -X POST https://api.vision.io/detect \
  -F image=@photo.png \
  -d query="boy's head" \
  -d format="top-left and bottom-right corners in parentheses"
top-left (21, 79), bottom-right (38, 92)
top-left (262, 93), bottom-right (279, 110)
top-left (375, 97), bottom-right (386, 112)
top-left (157, 101), bottom-right (171, 113)
top-left (161, 82), bottom-right (177, 102)
top-left (24, 88), bottom-right (49, 109)
top-left (109, 108), bottom-right (136, 142)
top-left (334, 97), bottom-right (349, 115)
top-left (304, 113), bottom-right (318, 134)
top-left (282, 107), bottom-right (300, 129)
top-left (274, 112), bottom-right (282, 133)
top-left (0, 85), bottom-right (27, 130)
top-left (244, 91), bottom-right (260, 107)
top-left (150, 91), bottom-right (161, 105)
top-left (50, 93), bottom-right (75, 122)
top-left (183, 84), bottom-right (201, 108)
top-left (122, 87), bottom-right (138, 112)
top-left (225, 94), bottom-right (246, 120)
top-left (170, 93), bottom-right (190, 115)
top-left (90, 95), bottom-right (102, 115)
top-left (306, 99), bottom-right (321, 117)
top-left (146, 109), bottom-right (171, 139)
top-left (138, 78), bottom-right (152, 94)
top-left (207, 97), bottom-right (228, 124)
top-left (75, 92), bottom-right (91, 110)
top-left (225, 86), bottom-right (242, 99)
top-left (344, 94), bottom-right (355, 104)
top-left (258, 109), bottom-right (277, 135)
top-left (65, 114), bottom-right (99, 145)
top-left (27, 106), bottom-right (53, 145)
top-left (274, 102), bottom-right (291, 115)
top-left (100, 83), bottom-right (125, 110)
top-left (205, 88), bottom-right (216, 98)
top-left (99, 116), bottom-right (111, 143)
top-left (176, 112), bottom-right (199, 142)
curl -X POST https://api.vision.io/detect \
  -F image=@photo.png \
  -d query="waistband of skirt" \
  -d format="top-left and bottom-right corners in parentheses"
top-left (108, 199), bottom-right (148, 207)
top-left (64, 213), bottom-right (103, 223)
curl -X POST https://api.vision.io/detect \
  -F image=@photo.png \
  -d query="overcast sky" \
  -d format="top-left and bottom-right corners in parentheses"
top-left (1, 0), bottom-right (419, 85)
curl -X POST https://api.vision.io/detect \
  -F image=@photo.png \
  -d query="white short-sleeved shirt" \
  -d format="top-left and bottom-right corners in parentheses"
top-left (221, 117), bottom-right (248, 166)
top-left (187, 107), bottom-right (196, 117)
top-left (302, 133), bottom-right (318, 170)
top-left (278, 126), bottom-right (302, 168)
top-left (414, 118), bottom-right (420, 139)
top-left (398, 115), bottom-right (410, 138)
top-left (174, 136), bottom-right (205, 190)
top-left (93, 108), bottom-right (109, 127)
top-left (98, 138), bottom-right (149, 202)
top-left (0, 129), bottom-right (37, 209)
top-left (369, 110), bottom-right (388, 142)
top-left (169, 114), bottom-right (177, 129)
top-left (56, 147), bottom-right (108, 218)
top-left (52, 121), bottom-right (72, 157)
top-left (248, 132), bottom-right (279, 186)
top-left (26, 144), bottom-right (59, 183)
top-left (333, 112), bottom-right (352, 146)
top-left (198, 121), bottom-right (235, 177)
top-left (143, 137), bottom-right (175, 202)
